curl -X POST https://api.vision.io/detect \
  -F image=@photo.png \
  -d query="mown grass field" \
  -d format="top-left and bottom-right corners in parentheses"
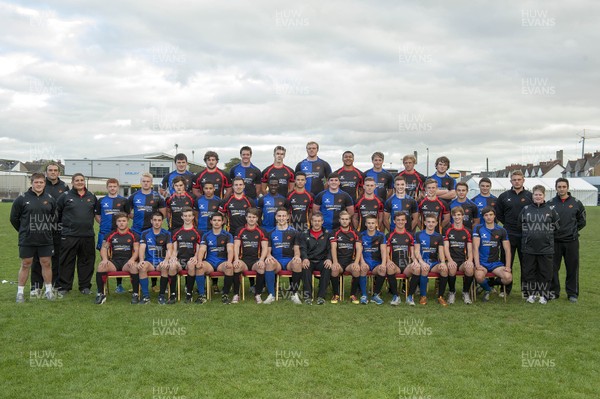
top-left (0, 203), bottom-right (599, 399)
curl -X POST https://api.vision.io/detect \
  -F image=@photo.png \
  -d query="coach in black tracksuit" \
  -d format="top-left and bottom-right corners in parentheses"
top-left (30, 164), bottom-right (69, 291)
top-left (300, 213), bottom-right (333, 303)
top-left (549, 178), bottom-right (586, 302)
top-left (55, 173), bottom-right (98, 294)
top-left (518, 185), bottom-right (560, 301)
top-left (495, 171), bottom-right (532, 295)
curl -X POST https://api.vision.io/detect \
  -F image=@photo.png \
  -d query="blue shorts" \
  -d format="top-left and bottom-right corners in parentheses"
top-left (205, 258), bottom-right (224, 271)
top-left (277, 257), bottom-right (293, 270)
top-left (364, 259), bottom-right (379, 271)
top-left (481, 261), bottom-right (504, 271)
top-left (96, 232), bottom-right (107, 251)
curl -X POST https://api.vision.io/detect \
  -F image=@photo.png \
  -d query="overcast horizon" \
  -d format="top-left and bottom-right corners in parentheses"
top-left (1, 1), bottom-right (600, 174)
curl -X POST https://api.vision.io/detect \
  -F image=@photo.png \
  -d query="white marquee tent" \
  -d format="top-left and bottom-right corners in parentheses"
top-left (466, 177), bottom-right (598, 206)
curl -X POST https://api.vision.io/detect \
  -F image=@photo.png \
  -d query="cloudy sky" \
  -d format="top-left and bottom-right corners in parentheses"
top-left (1, 0), bottom-right (599, 174)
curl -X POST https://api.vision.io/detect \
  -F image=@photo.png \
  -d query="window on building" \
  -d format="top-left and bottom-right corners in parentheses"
top-left (150, 166), bottom-right (169, 178)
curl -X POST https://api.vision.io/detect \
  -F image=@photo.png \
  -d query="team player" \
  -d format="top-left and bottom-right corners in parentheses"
top-left (173, 207), bottom-right (203, 303)
top-left (129, 172), bottom-right (166, 293)
top-left (471, 177), bottom-right (497, 220)
top-left (30, 162), bottom-right (68, 296)
top-left (56, 173), bottom-right (98, 296)
top-left (359, 215), bottom-right (388, 305)
top-left (473, 206), bottom-right (513, 302)
top-left (196, 181), bottom-right (221, 235)
top-left (443, 207), bottom-right (475, 304)
top-left (258, 179), bottom-right (288, 232)
top-left (418, 179), bottom-right (450, 231)
top-left (219, 177), bottom-right (255, 236)
top-left (334, 151), bottom-right (364, 203)
top-left (265, 208), bottom-right (303, 304)
top-left (353, 177), bottom-right (384, 231)
top-left (287, 172), bottom-right (313, 231)
top-left (234, 209), bottom-right (269, 304)
top-left (449, 182), bottom-right (479, 230)
top-left (94, 213), bottom-right (139, 305)
top-left (330, 211), bottom-right (362, 303)
top-left (191, 151), bottom-right (232, 199)
top-left (295, 141), bottom-right (332, 197)
top-left (95, 178), bottom-right (131, 293)
top-left (197, 213), bottom-right (235, 304)
top-left (11, 173), bottom-right (57, 302)
top-left (549, 178), bottom-right (586, 302)
top-left (313, 173), bottom-right (354, 231)
top-left (397, 154), bottom-right (426, 200)
top-left (166, 176), bottom-right (197, 232)
top-left (363, 152), bottom-right (393, 202)
top-left (384, 175), bottom-right (419, 233)
top-left (138, 212), bottom-right (175, 305)
top-left (229, 146), bottom-right (262, 200)
top-left (495, 170), bottom-right (532, 296)
top-left (161, 153), bottom-right (194, 197)
top-left (386, 213), bottom-right (417, 305)
top-left (409, 215), bottom-right (447, 306)
top-left (262, 145), bottom-right (295, 197)
top-left (429, 156), bottom-right (456, 202)
top-left (300, 213), bottom-right (333, 305)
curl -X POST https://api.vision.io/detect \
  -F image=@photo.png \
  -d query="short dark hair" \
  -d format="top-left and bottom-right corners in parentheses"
top-left (327, 172), bottom-right (340, 180)
top-left (204, 151), bottom-right (219, 162)
top-left (240, 146), bottom-right (252, 155)
top-left (181, 206), bottom-right (194, 214)
top-left (115, 212), bottom-right (129, 221)
top-left (479, 177), bottom-right (492, 185)
top-left (295, 171), bottom-right (306, 178)
top-left (456, 182), bottom-right (468, 190)
top-left (436, 156), bottom-right (450, 167)
top-left (174, 153), bottom-right (188, 162)
top-left (72, 173), bottom-right (85, 182)
top-left (172, 176), bottom-right (187, 186)
top-left (481, 206), bottom-right (496, 216)
top-left (555, 177), bottom-right (569, 188)
top-left (151, 211), bottom-right (164, 220)
top-left (45, 162), bottom-right (60, 172)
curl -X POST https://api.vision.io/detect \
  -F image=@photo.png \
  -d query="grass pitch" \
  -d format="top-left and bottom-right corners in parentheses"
top-left (0, 203), bottom-right (599, 398)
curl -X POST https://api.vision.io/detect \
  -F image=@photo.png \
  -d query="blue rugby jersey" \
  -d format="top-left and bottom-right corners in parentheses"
top-left (196, 195), bottom-right (221, 233)
top-left (471, 193), bottom-right (498, 219)
top-left (414, 230), bottom-right (444, 265)
top-left (295, 158), bottom-right (332, 196)
top-left (95, 195), bottom-right (131, 234)
top-left (473, 223), bottom-right (508, 264)
top-left (140, 228), bottom-right (171, 266)
top-left (128, 190), bottom-right (166, 234)
top-left (314, 189), bottom-right (353, 231)
top-left (384, 194), bottom-right (418, 231)
top-left (363, 168), bottom-right (394, 202)
top-left (360, 230), bottom-right (386, 265)
top-left (161, 170), bottom-right (194, 196)
top-left (229, 163), bottom-right (262, 199)
top-left (258, 193), bottom-right (288, 231)
top-left (201, 230), bottom-right (234, 265)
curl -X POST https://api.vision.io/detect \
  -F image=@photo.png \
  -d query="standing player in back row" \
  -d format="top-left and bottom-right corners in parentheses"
top-left (161, 153), bottom-right (194, 197)
top-left (397, 154), bottom-right (426, 201)
top-left (295, 141), bottom-right (332, 197)
top-left (335, 151), bottom-right (364, 204)
top-left (313, 173), bottom-right (354, 232)
top-left (429, 156), bottom-right (456, 204)
top-left (229, 146), bottom-right (262, 200)
top-left (363, 152), bottom-right (393, 202)
top-left (262, 145), bottom-right (295, 197)
top-left (191, 151), bottom-right (232, 199)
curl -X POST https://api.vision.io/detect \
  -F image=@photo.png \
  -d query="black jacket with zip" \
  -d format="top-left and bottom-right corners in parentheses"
top-left (10, 188), bottom-right (57, 246)
top-left (518, 201), bottom-right (560, 255)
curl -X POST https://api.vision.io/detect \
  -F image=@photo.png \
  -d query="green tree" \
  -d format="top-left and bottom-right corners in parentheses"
top-left (224, 157), bottom-right (241, 174)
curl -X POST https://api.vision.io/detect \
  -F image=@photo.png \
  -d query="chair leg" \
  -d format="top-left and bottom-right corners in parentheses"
top-left (206, 277), bottom-right (211, 301)
top-left (275, 275), bottom-right (279, 301)
top-left (241, 275), bottom-right (245, 301)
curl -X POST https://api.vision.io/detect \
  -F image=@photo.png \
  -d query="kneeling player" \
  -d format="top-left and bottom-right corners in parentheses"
top-left (265, 208), bottom-right (303, 304)
top-left (359, 215), bottom-right (388, 305)
top-left (233, 208), bottom-right (268, 304)
top-left (444, 207), bottom-right (475, 304)
top-left (138, 212), bottom-right (174, 304)
top-left (386, 213), bottom-right (417, 306)
top-left (409, 215), bottom-right (447, 306)
top-left (473, 206), bottom-right (512, 302)
top-left (95, 213), bottom-right (140, 305)
top-left (198, 213), bottom-right (235, 304)
top-left (172, 207), bottom-right (202, 303)
top-left (330, 211), bottom-right (362, 304)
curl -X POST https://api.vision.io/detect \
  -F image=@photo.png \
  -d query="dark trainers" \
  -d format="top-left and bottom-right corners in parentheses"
top-left (95, 294), bottom-right (106, 305)
top-left (157, 295), bottom-right (167, 305)
top-left (185, 293), bottom-right (193, 303)
top-left (167, 295), bottom-right (177, 305)
top-left (131, 293), bottom-right (139, 304)
top-left (222, 294), bottom-right (230, 304)
top-left (195, 295), bottom-right (207, 304)
top-left (140, 295), bottom-right (151, 305)
top-left (316, 297), bottom-right (325, 305)
top-left (80, 288), bottom-right (91, 295)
